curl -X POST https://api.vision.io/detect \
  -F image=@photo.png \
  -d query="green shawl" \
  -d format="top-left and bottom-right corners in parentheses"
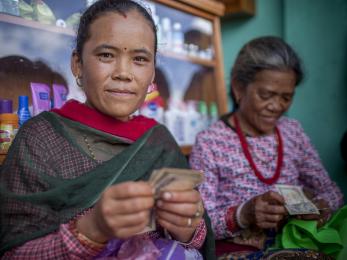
top-left (0, 112), bottom-right (215, 259)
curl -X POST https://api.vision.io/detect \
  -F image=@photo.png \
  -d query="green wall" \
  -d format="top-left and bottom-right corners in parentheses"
top-left (221, 0), bottom-right (347, 197)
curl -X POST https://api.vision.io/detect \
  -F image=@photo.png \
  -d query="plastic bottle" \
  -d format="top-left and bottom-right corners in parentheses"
top-left (198, 101), bottom-right (209, 132)
top-left (161, 17), bottom-right (172, 50)
top-left (164, 100), bottom-right (185, 145)
top-left (184, 101), bottom-right (200, 145)
top-left (140, 102), bottom-right (164, 124)
top-left (17, 95), bottom-right (31, 127)
top-left (0, 100), bottom-right (19, 153)
top-left (172, 22), bottom-right (184, 53)
top-left (2, 0), bottom-right (20, 16)
top-left (209, 102), bottom-right (219, 126)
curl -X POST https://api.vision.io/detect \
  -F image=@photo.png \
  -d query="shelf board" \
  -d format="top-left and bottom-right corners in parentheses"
top-left (0, 13), bottom-right (216, 68)
top-left (0, 13), bottom-right (75, 36)
top-left (159, 49), bottom-right (216, 67)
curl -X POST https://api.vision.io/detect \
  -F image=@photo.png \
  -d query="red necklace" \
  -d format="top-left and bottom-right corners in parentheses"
top-left (233, 114), bottom-right (283, 185)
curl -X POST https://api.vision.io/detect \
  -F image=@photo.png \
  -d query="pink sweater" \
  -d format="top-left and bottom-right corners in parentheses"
top-left (190, 116), bottom-right (344, 239)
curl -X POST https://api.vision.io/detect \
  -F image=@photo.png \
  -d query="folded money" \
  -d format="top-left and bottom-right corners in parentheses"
top-left (149, 167), bottom-right (204, 197)
top-left (275, 184), bottom-right (320, 215)
top-left (145, 168), bottom-right (204, 231)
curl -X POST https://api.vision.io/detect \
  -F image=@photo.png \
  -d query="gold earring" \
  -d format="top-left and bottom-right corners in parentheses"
top-left (76, 76), bottom-right (82, 88)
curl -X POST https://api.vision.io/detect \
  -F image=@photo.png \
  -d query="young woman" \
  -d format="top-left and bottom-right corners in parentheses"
top-left (0, 1), bottom-right (214, 259)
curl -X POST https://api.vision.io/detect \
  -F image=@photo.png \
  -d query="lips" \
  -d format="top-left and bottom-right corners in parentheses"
top-left (262, 116), bottom-right (278, 124)
top-left (105, 89), bottom-right (136, 96)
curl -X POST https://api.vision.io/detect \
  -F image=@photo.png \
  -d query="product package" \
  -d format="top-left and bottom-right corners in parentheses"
top-left (31, 0), bottom-right (56, 25)
top-left (30, 82), bottom-right (51, 116)
top-left (52, 84), bottom-right (68, 109)
top-left (19, 0), bottom-right (34, 20)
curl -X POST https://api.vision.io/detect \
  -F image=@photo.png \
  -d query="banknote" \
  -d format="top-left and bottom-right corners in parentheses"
top-left (145, 168), bottom-right (204, 231)
top-left (275, 184), bottom-right (320, 215)
top-left (149, 167), bottom-right (204, 197)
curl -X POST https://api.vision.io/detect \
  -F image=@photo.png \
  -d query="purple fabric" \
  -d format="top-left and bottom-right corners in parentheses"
top-left (94, 235), bottom-right (188, 260)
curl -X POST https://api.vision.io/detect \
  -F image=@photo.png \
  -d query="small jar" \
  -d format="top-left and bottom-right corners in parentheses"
top-left (0, 113), bottom-right (19, 153)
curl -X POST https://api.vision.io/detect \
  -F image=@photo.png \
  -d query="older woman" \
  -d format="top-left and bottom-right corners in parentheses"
top-left (0, 1), bottom-right (214, 259)
top-left (190, 36), bottom-right (344, 258)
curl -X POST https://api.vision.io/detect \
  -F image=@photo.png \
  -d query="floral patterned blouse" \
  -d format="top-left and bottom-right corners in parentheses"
top-left (190, 115), bottom-right (344, 239)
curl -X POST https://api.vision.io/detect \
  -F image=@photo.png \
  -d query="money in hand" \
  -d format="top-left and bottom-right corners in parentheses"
top-left (146, 168), bottom-right (204, 230)
top-left (275, 184), bottom-right (320, 215)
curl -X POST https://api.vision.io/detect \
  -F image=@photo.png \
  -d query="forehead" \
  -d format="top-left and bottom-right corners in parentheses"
top-left (251, 69), bottom-right (296, 92)
top-left (86, 10), bottom-right (155, 50)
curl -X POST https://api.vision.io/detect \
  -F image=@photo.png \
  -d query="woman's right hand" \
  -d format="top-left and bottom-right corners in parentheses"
top-left (239, 191), bottom-right (288, 229)
top-left (77, 181), bottom-right (155, 243)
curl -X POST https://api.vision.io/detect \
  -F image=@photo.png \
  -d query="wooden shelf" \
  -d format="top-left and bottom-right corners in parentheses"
top-left (159, 49), bottom-right (216, 67)
top-left (218, 0), bottom-right (255, 17)
top-left (0, 13), bottom-right (75, 36)
top-left (0, 13), bottom-right (216, 67)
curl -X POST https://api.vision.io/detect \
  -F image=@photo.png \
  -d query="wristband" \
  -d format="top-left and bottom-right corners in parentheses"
top-left (69, 218), bottom-right (107, 251)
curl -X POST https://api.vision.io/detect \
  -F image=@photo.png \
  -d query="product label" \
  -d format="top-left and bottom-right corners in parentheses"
top-left (0, 124), bottom-right (14, 152)
top-left (39, 92), bottom-right (49, 100)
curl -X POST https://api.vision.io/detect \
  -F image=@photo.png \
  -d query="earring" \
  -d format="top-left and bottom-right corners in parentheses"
top-left (76, 76), bottom-right (82, 88)
top-left (147, 83), bottom-right (156, 93)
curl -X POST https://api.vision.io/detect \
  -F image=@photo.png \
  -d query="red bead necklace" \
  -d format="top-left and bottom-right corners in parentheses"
top-left (233, 114), bottom-right (283, 185)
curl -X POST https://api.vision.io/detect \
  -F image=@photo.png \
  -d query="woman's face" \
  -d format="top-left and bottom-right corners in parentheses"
top-left (72, 10), bottom-right (155, 121)
top-left (234, 69), bottom-right (296, 136)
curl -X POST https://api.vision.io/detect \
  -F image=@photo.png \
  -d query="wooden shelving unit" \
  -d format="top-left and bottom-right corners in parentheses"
top-left (0, 0), bottom-right (228, 158)
top-left (0, 13), bottom-right (75, 36)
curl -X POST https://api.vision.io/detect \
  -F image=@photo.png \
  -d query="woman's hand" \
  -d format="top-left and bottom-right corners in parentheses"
top-left (240, 191), bottom-right (288, 229)
top-left (295, 198), bottom-right (331, 227)
top-left (77, 181), bottom-right (155, 242)
top-left (155, 189), bottom-right (204, 243)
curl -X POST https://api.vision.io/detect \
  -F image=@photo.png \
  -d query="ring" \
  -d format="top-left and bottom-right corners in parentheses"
top-left (187, 217), bottom-right (192, 227)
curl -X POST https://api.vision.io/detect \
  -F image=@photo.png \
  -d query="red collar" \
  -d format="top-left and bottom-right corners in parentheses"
top-left (51, 99), bottom-right (157, 141)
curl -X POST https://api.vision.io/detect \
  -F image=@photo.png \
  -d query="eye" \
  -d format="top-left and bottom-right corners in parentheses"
top-left (282, 95), bottom-right (293, 103)
top-left (133, 56), bottom-right (149, 64)
top-left (97, 52), bottom-right (114, 62)
top-left (259, 92), bottom-right (272, 100)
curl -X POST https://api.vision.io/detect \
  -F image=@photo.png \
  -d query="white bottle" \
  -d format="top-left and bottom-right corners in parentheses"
top-left (153, 15), bottom-right (163, 51)
top-left (184, 101), bottom-right (201, 145)
top-left (140, 102), bottom-right (164, 124)
top-left (161, 17), bottom-right (172, 51)
top-left (172, 22), bottom-right (184, 53)
top-left (164, 100), bottom-right (185, 145)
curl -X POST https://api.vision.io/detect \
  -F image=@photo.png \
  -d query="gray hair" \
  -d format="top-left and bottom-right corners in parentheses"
top-left (230, 36), bottom-right (303, 103)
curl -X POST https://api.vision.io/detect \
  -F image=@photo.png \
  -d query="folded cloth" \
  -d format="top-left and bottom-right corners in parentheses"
top-left (274, 205), bottom-right (347, 259)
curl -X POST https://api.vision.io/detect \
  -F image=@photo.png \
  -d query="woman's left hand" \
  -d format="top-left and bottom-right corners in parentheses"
top-left (155, 189), bottom-right (204, 243)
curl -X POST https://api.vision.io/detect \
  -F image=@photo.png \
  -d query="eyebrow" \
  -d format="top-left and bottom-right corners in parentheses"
top-left (94, 44), bottom-right (153, 57)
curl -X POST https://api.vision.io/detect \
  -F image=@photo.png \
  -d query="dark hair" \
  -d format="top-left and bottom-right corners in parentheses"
top-left (230, 36), bottom-right (303, 104)
top-left (75, 0), bottom-right (157, 60)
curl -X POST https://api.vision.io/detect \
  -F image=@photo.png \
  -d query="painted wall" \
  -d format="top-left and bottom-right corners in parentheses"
top-left (221, 0), bottom-right (347, 196)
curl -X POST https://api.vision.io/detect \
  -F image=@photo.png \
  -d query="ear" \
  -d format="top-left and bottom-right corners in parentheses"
top-left (231, 78), bottom-right (243, 105)
top-left (71, 51), bottom-right (82, 78)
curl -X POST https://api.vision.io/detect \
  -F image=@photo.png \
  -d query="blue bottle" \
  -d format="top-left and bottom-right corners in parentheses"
top-left (17, 96), bottom-right (31, 127)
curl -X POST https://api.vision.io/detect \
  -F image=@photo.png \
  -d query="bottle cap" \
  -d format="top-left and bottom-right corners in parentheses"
top-left (18, 95), bottom-right (29, 108)
top-left (0, 99), bottom-right (13, 114)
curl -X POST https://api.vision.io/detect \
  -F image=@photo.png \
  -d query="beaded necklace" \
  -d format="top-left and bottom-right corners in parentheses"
top-left (233, 115), bottom-right (283, 185)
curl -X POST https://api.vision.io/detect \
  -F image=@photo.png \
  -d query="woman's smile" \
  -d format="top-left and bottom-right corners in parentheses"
top-left (105, 89), bottom-right (136, 97)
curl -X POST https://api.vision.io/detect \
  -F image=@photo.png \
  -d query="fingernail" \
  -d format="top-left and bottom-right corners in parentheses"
top-left (163, 192), bottom-right (172, 200)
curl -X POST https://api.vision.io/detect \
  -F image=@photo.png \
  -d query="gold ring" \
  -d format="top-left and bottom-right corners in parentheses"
top-left (187, 217), bottom-right (192, 227)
